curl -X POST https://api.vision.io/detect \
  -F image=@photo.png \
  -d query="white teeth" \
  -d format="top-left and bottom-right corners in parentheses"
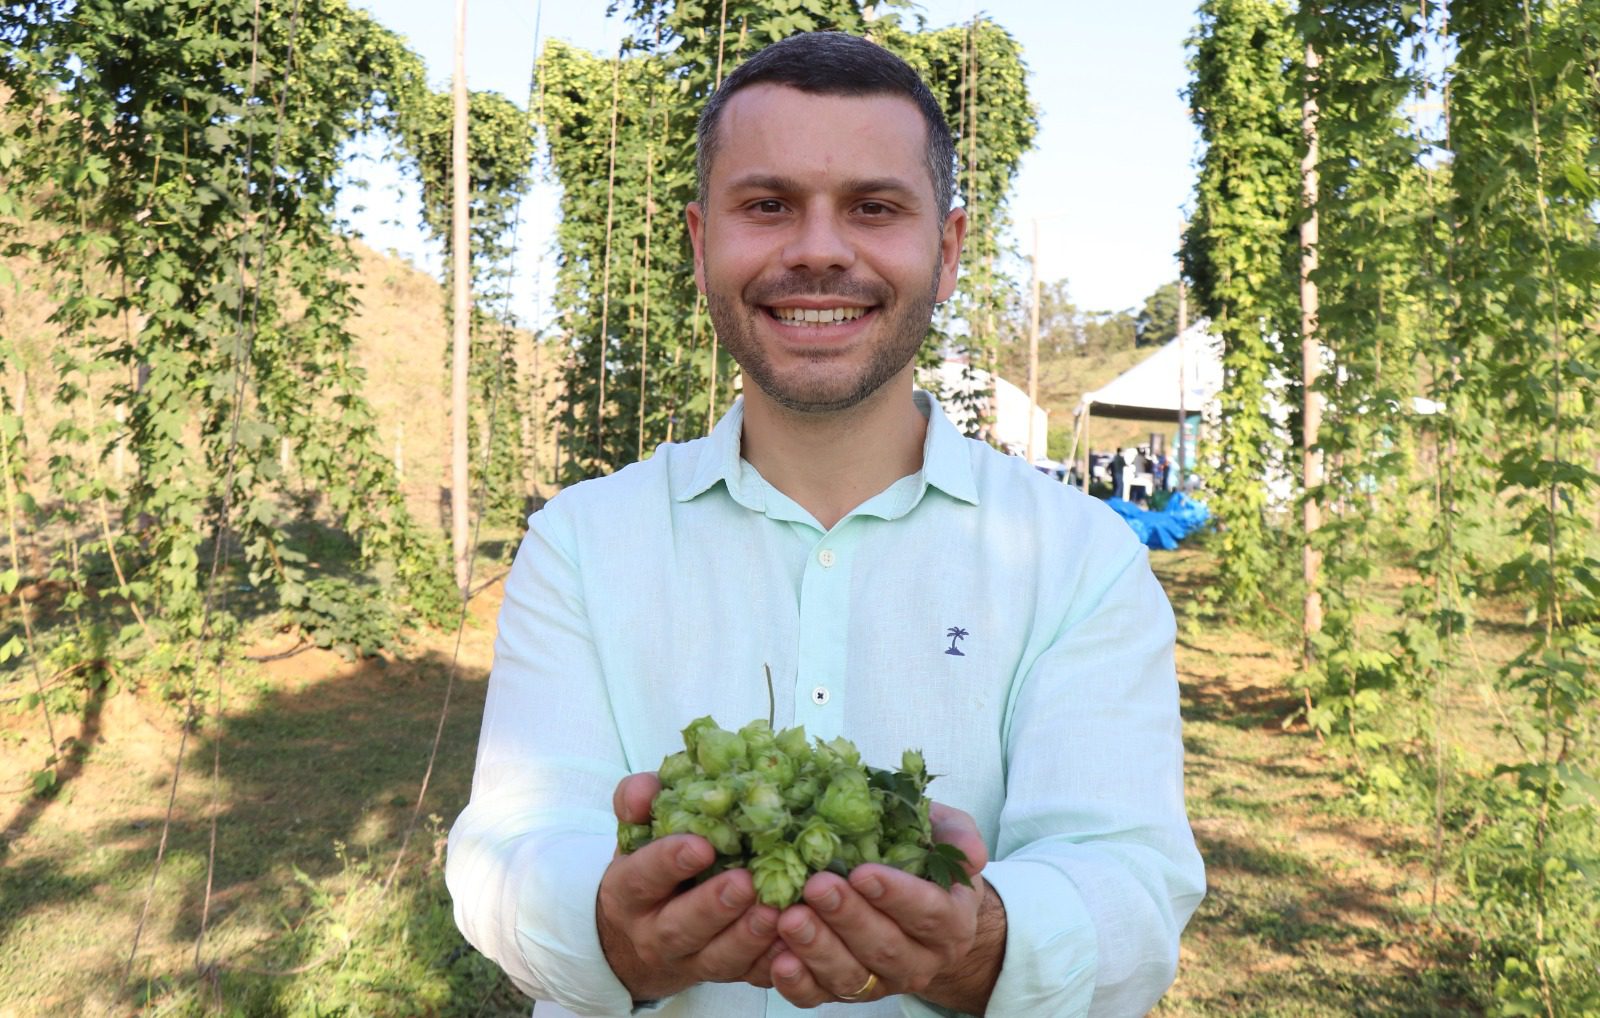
top-left (773, 306), bottom-right (867, 325)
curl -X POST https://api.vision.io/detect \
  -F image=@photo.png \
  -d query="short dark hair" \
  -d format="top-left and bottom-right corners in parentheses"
top-left (695, 31), bottom-right (957, 220)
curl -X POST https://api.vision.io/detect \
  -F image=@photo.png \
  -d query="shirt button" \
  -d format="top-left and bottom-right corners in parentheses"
top-left (811, 685), bottom-right (830, 705)
top-left (818, 549), bottom-right (836, 568)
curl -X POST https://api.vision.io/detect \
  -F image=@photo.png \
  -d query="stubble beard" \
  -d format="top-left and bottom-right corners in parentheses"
top-left (706, 259), bottom-right (943, 415)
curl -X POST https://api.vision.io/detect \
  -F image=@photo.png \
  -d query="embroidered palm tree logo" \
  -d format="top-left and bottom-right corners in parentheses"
top-left (945, 626), bottom-right (969, 656)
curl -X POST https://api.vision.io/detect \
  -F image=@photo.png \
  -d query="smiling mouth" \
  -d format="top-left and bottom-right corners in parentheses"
top-left (766, 305), bottom-right (873, 326)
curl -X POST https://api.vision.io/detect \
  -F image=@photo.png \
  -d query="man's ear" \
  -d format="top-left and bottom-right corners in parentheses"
top-left (934, 206), bottom-right (968, 304)
top-left (685, 202), bottom-right (707, 294)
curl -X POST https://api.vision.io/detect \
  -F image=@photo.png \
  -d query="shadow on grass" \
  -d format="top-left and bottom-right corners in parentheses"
top-left (1181, 674), bottom-right (1303, 731)
top-left (1175, 824), bottom-right (1480, 1017)
top-left (1, 642), bottom-right (529, 1016)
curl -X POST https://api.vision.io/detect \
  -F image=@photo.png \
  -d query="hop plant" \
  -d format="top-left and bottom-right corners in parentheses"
top-left (617, 715), bottom-right (971, 908)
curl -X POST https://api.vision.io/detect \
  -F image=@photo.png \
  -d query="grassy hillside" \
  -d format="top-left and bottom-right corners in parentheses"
top-left (0, 239), bottom-right (561, 530)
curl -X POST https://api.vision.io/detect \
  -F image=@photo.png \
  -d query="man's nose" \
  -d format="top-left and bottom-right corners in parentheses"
top-left (780, 208), bottom-right (856, 274)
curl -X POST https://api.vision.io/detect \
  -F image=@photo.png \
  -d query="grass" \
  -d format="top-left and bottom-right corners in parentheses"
top-left (1, 539), bottom-right (1525, 1017)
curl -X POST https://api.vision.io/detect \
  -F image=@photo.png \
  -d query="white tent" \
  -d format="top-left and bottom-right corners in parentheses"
top-left (1069, 324), bottom-right (1223, 492)
top-left (920, 360), bottom-right (1048, 459)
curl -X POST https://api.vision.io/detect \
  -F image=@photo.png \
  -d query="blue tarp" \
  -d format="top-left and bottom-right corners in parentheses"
top-left (1103, 492), bottom-right (1211, 551)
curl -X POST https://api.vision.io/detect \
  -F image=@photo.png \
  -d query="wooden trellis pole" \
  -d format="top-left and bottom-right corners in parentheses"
top-left (1300, 31), bottom-right (1324, 656)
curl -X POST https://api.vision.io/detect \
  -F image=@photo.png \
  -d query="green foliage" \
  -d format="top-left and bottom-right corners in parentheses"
top-left (539, 4), bottom-right (1037, 477)
top-left (1184, 0), bottom-right (1303, 617)
top-left (1135, 280), bottom-right (1181, 346)
top-left (285, 576), bottom-right (399, 660)
top-left (1187, 0), bottom-right (1600, 1012)
top-left (0, 0), bottom-right (457, 711)
top-left (395, 86), bottom-right (537, 532)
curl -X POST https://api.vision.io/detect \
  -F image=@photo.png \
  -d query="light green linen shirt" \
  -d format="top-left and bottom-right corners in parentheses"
top-left (446, 390), bottom-right (1205, 1018)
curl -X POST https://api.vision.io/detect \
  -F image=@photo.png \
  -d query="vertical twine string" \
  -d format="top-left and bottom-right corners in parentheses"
top-left (705, 0), bottom-right (730, 436)
top-left (593, 44), bottom-right (622, 468)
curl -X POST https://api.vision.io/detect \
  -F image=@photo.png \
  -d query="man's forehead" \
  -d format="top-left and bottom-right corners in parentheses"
top-left (720, 81), bottom-right (924, 115)
top-left (707, 84), bottom-right (930, 184)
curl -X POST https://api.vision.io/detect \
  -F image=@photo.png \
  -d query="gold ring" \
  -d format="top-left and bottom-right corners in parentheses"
top-left (837, 971), bottom-right (879, 1002)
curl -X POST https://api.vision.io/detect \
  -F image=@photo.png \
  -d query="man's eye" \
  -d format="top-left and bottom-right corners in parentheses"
top-left (857, 201), bottom-right (891, 216)
top-left (752, 200), bottom-right (785, 214)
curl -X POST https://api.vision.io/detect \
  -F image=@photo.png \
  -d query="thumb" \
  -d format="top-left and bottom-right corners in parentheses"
top-left (614, 771), bottom-right (663, 825)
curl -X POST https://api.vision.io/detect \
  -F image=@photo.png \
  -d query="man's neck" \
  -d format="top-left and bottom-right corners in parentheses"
top-left (738, 371), bottom-right (927, 531)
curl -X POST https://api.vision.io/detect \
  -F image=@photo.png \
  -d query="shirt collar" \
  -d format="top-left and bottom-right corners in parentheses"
top-left (672, 389), bottom-right (979, 510)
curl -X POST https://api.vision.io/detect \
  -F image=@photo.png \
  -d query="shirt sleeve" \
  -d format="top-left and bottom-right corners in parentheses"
top-left (445, 505), bottom-right (649, 1017)
top-left (977, 540), bottom-right (1207, 1018)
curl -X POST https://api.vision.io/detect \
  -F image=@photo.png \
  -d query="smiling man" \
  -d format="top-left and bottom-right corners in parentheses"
top-left (446, 31), bottom-right (1204, 1018)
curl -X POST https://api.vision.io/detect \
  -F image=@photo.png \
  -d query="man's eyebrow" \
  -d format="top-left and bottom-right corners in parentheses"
top-left (725, 173), bottom-right (923, 203)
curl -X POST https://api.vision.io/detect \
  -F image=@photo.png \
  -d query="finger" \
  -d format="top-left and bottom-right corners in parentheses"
top-left (929, 801), bottom-right (989, 874)
top-left (779, 896), bottom-right (902, 1001)
top-left (693, 899), bottom-right (782, 983)
top-left (602, 833), bottom-right (713, 915)
top-left (845, 864), bottom-right (982, 954)
top-left (738, 933), bottom-right (789, 988)
top-left (650, 868), bottom-right (761, 964)
top-left (769, 947), bottom-right (837, 1009)
top-left (802, 872), bottom-right (938, 985)
top-left (614, 771), bottom-right (663, 824)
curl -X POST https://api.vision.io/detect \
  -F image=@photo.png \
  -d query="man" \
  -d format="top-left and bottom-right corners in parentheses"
top-left (447, 31), bottom-right (1204, 1017)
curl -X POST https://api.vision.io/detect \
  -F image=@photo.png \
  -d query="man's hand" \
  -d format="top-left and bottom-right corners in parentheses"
top-left (596, 772), bottom-right (782, 1002)
top-left (765, 802), bottom-right (1006, 1011)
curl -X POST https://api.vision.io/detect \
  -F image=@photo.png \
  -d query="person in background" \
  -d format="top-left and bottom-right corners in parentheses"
top-left (445, 30), bottom-right (1205, 1018)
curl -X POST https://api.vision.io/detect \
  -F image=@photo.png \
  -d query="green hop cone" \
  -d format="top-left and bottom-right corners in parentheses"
top-left (736, 779), bottom-right (788, 834)
top-left (617, 821), bottom-right (653, 855)
top-left (900, 748), bottom-right (927, 783)
top-left (779, 772), bottom-right (819, 811)
top-left (775, 724), bottom-right (809, 759)
top-left (739, 718), bottom-right (777, 754)
top-left (794, 816), bottom-right (842, 871)
top-left (688, 815), bottom-right (743, 856)
top-left (883, 840), bottom-right (927, 877)
top-left (680, 779), bottom-right (737, 818)
top-left (816, 768), bottom-right (880, 836)
top-left (749, 745), bottom-right (797, 787)
top-left (814, 735), bottom-right (861, 769)
top-left (658, 750), bottom-right (696, 787)
top-left (680, 716), bottom-right (720, 758)
top-left (750, 844), bottom-right (808, 908)
top-left (695, 727), bottom-right (748, 777)
top-left (852, 832), bottom-right (883, 865)
top-left (652, 806), bottom-right (697, 839)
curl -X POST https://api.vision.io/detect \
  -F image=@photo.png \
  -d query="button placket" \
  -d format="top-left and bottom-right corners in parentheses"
top-left (795, 529), bottom-right (852, 739)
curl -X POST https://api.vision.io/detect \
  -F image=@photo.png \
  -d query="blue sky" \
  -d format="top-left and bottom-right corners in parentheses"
top-left (343, 1), bottom-right (1201, 327)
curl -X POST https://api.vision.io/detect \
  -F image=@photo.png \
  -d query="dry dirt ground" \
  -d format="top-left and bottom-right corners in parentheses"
top-left (0, 547), bottom-right (1476, 1016)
